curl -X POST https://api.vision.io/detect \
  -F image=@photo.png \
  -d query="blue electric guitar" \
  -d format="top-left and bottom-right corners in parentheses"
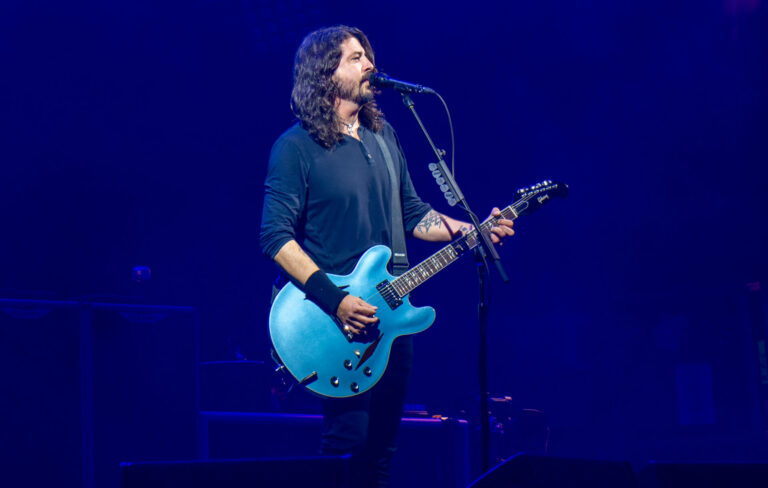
top-left (269, 180), bottom-right (568, 398)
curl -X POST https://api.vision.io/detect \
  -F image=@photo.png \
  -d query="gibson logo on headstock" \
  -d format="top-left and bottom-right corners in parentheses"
top-left (537, 194), bottom-right (550, 204)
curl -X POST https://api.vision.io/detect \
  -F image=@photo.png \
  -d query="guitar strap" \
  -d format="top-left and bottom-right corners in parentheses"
top-left (372, 132), bottom-right (409, 277)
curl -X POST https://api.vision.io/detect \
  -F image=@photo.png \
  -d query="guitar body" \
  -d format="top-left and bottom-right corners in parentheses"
top-left (269, 180), bottom-right (567, 398)
top-left (269, 245), bottom-right (436, 398)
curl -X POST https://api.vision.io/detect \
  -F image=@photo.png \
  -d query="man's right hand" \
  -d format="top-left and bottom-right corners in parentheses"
top-left (337, 295), bottom-right (379, 337)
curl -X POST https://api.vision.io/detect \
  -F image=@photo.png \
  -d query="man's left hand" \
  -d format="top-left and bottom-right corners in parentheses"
top-left (487, 207), bottom-right (515, 244)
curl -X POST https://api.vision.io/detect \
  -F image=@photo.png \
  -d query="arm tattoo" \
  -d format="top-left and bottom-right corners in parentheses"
top-left (415, 210), bottom-right (444, 235)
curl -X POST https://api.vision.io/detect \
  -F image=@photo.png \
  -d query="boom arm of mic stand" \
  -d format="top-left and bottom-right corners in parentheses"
top-left (400, 93), bottom-right (509, 283)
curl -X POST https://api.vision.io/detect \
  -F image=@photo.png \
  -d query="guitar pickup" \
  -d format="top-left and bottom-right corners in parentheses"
top-left (376, 280), bottom-right (402, 310)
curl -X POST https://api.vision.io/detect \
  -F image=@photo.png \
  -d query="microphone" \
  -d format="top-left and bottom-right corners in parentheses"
top-left (368, 72), bottom-right (435, 95)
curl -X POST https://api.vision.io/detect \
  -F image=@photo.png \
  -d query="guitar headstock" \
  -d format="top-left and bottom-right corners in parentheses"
top-left (513, 180), bottom-right (569, 214)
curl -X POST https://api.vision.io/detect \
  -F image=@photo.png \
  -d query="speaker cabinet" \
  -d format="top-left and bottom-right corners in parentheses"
top-left (0, 299), bottom-right (198, 488)
top-left (0, 300), bottom-right (82, 488)
top-left (90, 303), bottom-right (198, 488)
top-left (469, 454), bottom-right (636, 488)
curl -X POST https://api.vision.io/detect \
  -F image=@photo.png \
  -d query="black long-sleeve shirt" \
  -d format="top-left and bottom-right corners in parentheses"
top-left (260, 121), bottom-right (432, 275)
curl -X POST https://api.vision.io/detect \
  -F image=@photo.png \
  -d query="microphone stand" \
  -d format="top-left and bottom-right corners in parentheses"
top-left (400, 93), bottom-right (509, 473)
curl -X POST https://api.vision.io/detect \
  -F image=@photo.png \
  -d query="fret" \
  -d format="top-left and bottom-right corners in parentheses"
top-left (396, 281), bottom-right (407, 296)
top-left (393, 242), bottom-right (463, 296)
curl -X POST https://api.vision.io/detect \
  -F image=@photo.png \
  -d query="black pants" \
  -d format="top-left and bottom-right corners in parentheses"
top-left (320, 336), bottom-right (414, 488)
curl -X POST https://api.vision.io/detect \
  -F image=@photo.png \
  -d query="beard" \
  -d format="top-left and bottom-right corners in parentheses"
top-left (336, 76), bottom-right (374, 105)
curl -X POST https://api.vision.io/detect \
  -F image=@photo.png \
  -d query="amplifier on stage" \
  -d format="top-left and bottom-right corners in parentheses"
top-left (0, 298), bottom-right (198, 488)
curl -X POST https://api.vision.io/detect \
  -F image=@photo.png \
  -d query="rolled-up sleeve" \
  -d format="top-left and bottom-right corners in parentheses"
top-left (259, 136), bottom-right (307, 260)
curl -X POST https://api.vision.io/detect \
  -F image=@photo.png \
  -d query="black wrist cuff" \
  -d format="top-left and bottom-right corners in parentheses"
top-left (303, 270), bottom-right (348, 316)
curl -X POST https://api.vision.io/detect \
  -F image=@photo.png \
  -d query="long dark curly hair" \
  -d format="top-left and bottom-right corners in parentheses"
top-left (291, 25), bottom-right (384, 148)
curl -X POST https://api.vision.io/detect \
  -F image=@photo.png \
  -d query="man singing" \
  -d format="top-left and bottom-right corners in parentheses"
top-left (260, 25), bottom-right (514, 487)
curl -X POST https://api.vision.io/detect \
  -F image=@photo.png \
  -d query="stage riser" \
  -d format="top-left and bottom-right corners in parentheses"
top-left (198, 411), bottom-right (469, 488)
top-left (469, 454), bottom-right (636, 488)
top-left (637, 462), bottom-right (768, 488)
top-left (121, 456), bottom-right (351, 488)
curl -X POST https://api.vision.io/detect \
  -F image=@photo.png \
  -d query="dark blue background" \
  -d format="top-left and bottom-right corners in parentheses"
top-left (3, 0), bottom-right (767, 469)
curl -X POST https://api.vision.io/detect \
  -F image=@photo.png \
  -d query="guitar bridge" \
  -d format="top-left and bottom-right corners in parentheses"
top-left (376, 280), bottom-right (402, 310)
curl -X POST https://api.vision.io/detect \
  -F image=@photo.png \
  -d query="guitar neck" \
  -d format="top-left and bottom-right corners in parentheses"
top-left (390, 204), bottom-right (523, 298)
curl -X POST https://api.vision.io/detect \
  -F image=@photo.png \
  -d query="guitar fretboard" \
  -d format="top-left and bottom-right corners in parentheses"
top-left (390, 203), bottom-right (525, 297)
